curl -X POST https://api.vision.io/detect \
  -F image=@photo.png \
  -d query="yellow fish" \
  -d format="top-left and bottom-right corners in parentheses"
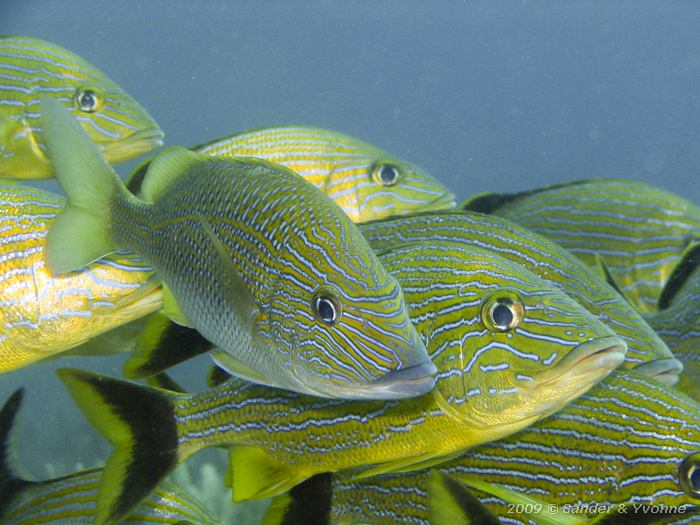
top-left (0, 35), bottom-right (163, 180)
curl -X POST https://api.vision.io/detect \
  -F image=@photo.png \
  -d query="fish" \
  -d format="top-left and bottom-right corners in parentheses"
top-left (40, 95), bottom-right (434, 400)
top-left (0, 182), bottom-right (162, 373)
top-left (266, 371), bottom-right (700, 525)
top-left (359, 210), bottom-right (681, 384)
top-left (463, 179), bottom-right (700, 314)
top-left (125, 125), bottom-right (455, 222)
top-left (0, 35), bottom-right (163, 180)
top-left (0, 389), bottom-right (221, 525)
top-left (646, 246), bottom-right (700, 400)
top-left (57, 239), bottom-right (626, 525)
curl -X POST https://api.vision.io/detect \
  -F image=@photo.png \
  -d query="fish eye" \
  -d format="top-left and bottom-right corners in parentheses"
top-left (371, 162), bottom-right (401, 186)
top-left (679, 453), bottom-right (700, 499)
top-left (481, 291), bottom-right (523, 332)
top-left (73, 87), bottom-right (102, 112)
top-left (312, 289), bottom-right (342, 325)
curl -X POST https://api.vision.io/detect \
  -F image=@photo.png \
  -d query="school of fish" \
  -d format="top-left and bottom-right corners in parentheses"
top-left (0, 35), bottom-right (698, 525)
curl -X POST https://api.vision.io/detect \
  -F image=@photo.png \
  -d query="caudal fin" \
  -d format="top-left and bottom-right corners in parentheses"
top-left (39, 96), bottom-right (128, 273)
top-left (57, 368), bottom-right (181, 525)
top-left (262, 474), bottom-right (333, 525)
top-left (0, 389), bottom-right (34, 519)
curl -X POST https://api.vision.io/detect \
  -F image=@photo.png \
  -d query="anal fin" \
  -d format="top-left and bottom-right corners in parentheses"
top-left (228, 446), bottom-right (310, 501)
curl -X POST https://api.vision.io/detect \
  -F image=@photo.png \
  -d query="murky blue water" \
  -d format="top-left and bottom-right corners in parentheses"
top-left (3, 1), bottom-right (700, 522)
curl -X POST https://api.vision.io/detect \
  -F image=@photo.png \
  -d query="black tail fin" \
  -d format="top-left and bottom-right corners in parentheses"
top-left (428, 470), bottom-right (500, 525)
top-left (57, 368), bottom-right (181, 525)
top-left (262, 473), bottom-right (333, 525)
top-left (0, 389), bottom-right (34, 518)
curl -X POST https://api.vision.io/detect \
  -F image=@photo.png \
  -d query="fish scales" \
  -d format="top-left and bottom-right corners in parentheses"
top-left (0, 35), bottom-right (162, 179)
top-left (58, 240), bottom-right (626, 524)
top-left (465, 179), bottom-right (700, 313)
top-left (320, 372), bottom-right (700, 525)
top-left (0, 183), bottom-right (160, 372)
top-left (359, 211), bottom-right (678, 380)
top-left (194, 124), bottom-right (456, 222)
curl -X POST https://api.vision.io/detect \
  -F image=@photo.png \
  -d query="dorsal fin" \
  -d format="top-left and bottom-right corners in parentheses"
top-left (658, 241), bottom-right (700, 309)
top-left (140, 146), bottom-right (201, 202)
top-left (0, 389), bottom-right (34, 519)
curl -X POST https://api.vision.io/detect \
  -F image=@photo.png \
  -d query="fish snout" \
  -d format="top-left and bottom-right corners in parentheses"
top-left (632, 358), bottom-right (684, 386)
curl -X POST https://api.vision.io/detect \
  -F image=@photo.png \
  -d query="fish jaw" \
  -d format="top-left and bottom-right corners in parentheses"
top-left (632, 358), bottom-right (684, 386)
top-left (99, 126), bottom-right (164, 164)
top-left (418, 190), bottom-right (458, 213)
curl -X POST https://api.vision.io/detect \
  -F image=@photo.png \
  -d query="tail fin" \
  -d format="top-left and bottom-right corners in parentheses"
top-left (39, 96), bottom-right (128, 273)
top-left (262, 473), bottom-right (333, 525)
top-left (57, 368), bottom-right (181, 525)
top-left (0, 389), bottom-right (34, 518)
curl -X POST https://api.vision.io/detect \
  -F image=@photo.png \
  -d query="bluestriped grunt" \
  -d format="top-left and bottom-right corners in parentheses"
top-left (0, 183), bottom-right (161, 373)
top-left (0, 35), bottom-right (163, 180)
top-left (464, 179), bottom-right (700, 313)
top-left (0, 389), bottom-right (220, 525)
top-left (194, 125), bottom-right (456, 222)
top-left (57, 240), bottom-right (625, 525)
top-left (359, 211), bottom-right (681, 384)
top-left (41, 96), bottom-right (434, 400)
top-left (274, 371), bottom-right (700, 525)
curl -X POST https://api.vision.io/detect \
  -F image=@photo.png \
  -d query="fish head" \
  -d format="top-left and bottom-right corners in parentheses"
top-left (333, 153), bottom-right (455, 222)
top-left (18, 37), bottom-right (164, 166)
top-left (266, 217), bottom-right (436, 400)
top-left (376, 241), bottom-right (627, 434)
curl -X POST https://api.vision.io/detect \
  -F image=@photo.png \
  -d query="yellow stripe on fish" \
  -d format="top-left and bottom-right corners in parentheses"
top-left (0, 35), bottom-right (163, 180)
top-left (193, 125), bottom-right (456, 222)
top-left (0, 183), bottom-right (161, 373)
top-left (57, 239), bottom-right (625, 525)
top-left (275, 372), bottom-right (700, 525)
top-left (359, 211), bottom-right (681, 385)
top-left (464, 179), bottom-right (700, 314)
top-left (41, 96), bottom-right (434, 400)
top-left (0, 389), bottom-right (220, 525)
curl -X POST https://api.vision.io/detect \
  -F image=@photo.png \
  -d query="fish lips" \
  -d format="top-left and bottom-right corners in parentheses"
top-left (631, 358), bottom-right (684, 386)
top-left (530, 335), bottom-right (628, 387)
top-left (99, 126), bottom-right (164, 163)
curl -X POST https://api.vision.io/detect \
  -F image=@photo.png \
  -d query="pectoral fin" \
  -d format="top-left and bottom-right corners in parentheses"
top-left (162, 284), bottom-right (193, 327)
top-left (657, 240), bottom-right (700, 309)
top-left (228, 446), bottom-right (311, 501)
top-left (593, 253), bottom-right (626, 298)
top-left (207, 363), bottom-right (233, 389)
top-left (428, 470), bottom-right (499, 525)
top-left (211, 350), bottom-right (274, 387)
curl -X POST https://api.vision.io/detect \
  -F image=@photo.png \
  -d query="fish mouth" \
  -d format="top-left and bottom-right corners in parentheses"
top-left (532, 336), bottom-right (627, 386)
top-left (419, 191), bottom-right (457, 212)
top-left (632, 358), bottom-right (683, 386)
top-left (99, 126), bottom-right (164, 163)
top-left (306, 360), bottom-right (437, 400)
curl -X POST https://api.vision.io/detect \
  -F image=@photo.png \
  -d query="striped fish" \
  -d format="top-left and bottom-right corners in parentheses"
top-left (0, 183), bottom-right (161, 373)
top-left (57, 239), bottom-right (626, 525)
top-left (41, 96), bottom-right (435, 400)
top-left (646, 247), bottom-right (700, 401)
top-left (359, 211), bottom-right (681, 384)
top-left (464, 179), bottom-right (700, 314)
top-left (192, 125), bottom-right (456, 222)
top-left (266, 371), bottom-right (700, 525)
top-left (0, 389), bottom-right (220, 525)
top-left (0, 35), bottom-right (163, 180)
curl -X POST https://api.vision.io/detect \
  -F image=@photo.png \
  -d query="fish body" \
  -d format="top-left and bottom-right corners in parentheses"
top-left (359, 211), bottom-right (680, 383)
top-left (41, 97), bottom-right (433, 399)
top-left (646, 251), bottom-right (700, 400)
top-left (58, 239), bottom-right (626, 525)
top-left (272, 372), bottom-right (700, 525)
top-left (0, 183), bottom-right (161, 373)
top-left (192, 125), bottom-right (456, 222)
top-left (0, 389), bottom-right (220, 525)
top-left (0, 35), bottom-right (163, 180)
top-left (464, 179), bottom-right (700, 314)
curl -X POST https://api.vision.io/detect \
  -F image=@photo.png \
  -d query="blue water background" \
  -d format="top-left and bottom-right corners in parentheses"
top-left (2, 0), bottom-right (700, 520)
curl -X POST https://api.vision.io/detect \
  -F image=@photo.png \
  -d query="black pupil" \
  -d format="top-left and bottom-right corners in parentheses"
top-left (80, 91), bottom-right (96, 108)
top-left (492, 303), bottom-right (514, 328)
top-left (317, 297), bottom-right (336, 322)
top-left (691, 466), bottom-right (700, 490)
top-left (380, 165), bottom-right (398, 184)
